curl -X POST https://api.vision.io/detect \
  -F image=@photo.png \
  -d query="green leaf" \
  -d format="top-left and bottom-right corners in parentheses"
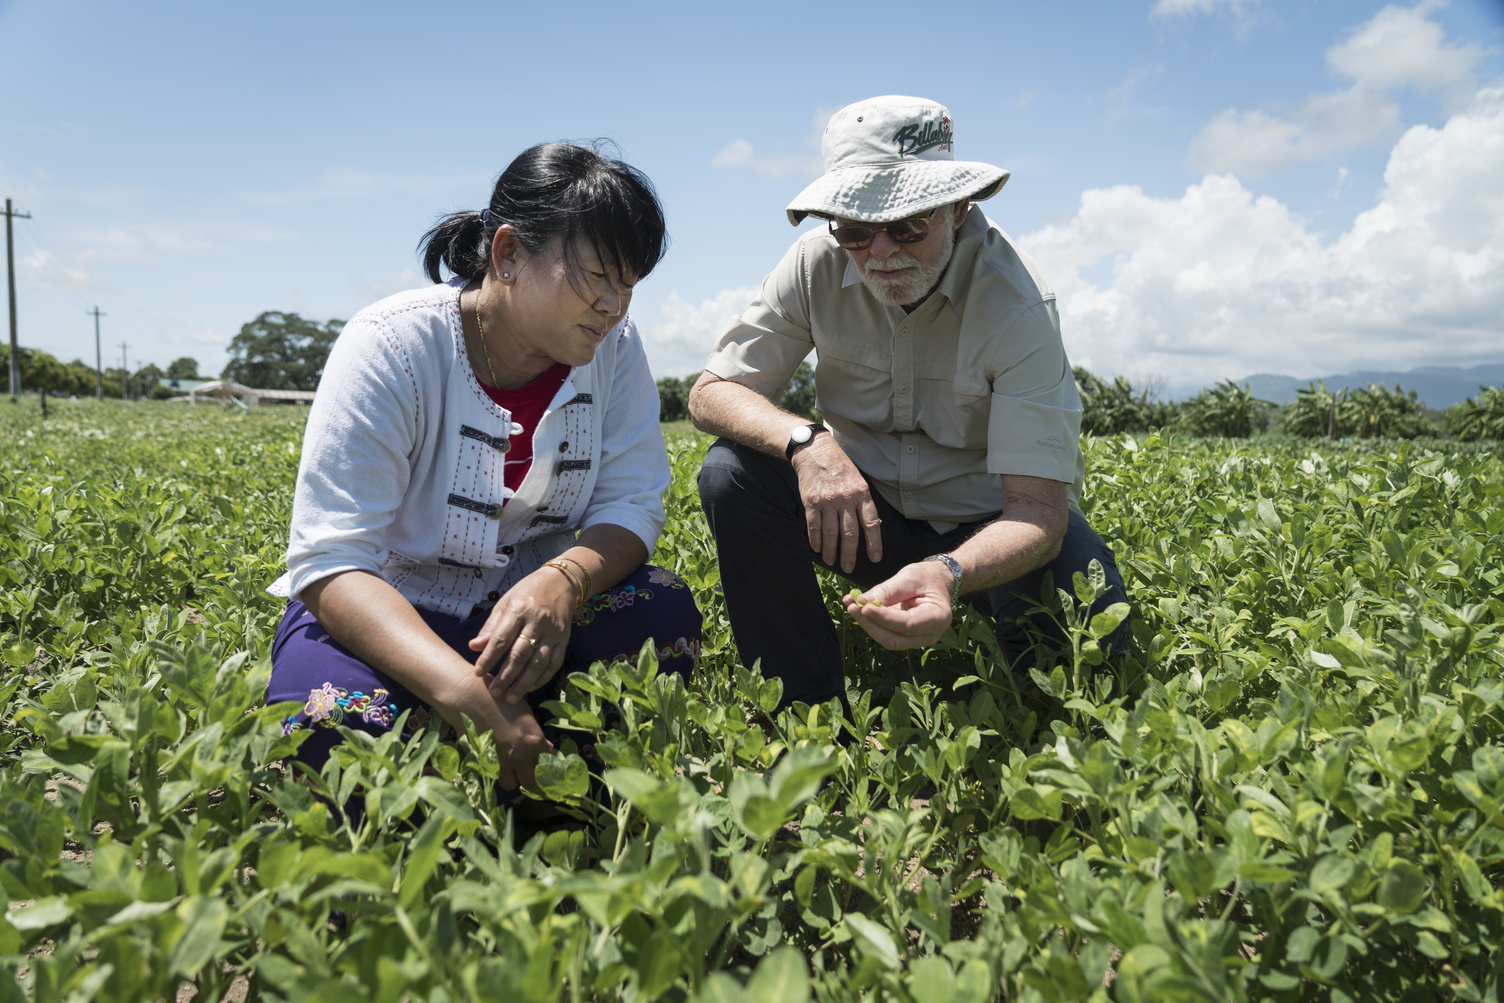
top-left (738, 796), bottom-right (785, 841)
top-left (1238, 861), bottom-right (1295, 884)
top-left (757, 677), bottom-right (784, 716)
top-left (1308, 854), bottom-right (1355, 897)
top-left (535, 752), bottom-right (590, 802)
top-left (169, 895), bottom-right (229, 978)
top-left (414, 775), bottom-right (476, 823)
top-left (399, 815), bottom-right (455, 911)
top-left (432, 743), bottom-right (459, 782)
top-left (604, 768), bottom-right (684, 826)
top-left (6, 897), bottom-right (70, 931)
top-left (907, 956), bottom-right (955, 1003)
top-left (1378, 860), bottom-right (1427, 915)
top-left (1166, 850), bottom-right (1219, 900)
top-left (2, 640), bottom-right (36, 668)
top-left (637, 929), bottom-right (686, 999)
top-left (843, 914), bottom-right (900, 970)
top-left (1257, 498), bottom-right (1282, 532)
top-left (745, 948), bottom-right (810, 1003)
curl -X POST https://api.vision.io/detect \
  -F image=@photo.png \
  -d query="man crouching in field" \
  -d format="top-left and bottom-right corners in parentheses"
top-left (689, 95), bottom-right (1129, 709)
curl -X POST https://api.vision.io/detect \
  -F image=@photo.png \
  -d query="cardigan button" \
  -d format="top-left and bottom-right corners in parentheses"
top-left (487, 591), bottom-right (500, 601)
top-left (500, 545), bottom-right (514, 555)
top-left (558, 440), bottom-right (569, 452)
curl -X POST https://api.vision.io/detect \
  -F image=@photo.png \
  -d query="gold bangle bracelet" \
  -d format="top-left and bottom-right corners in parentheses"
top-left (544, 560), bottom-right (585, 606)
top-left (554, 555), bottom-right (594, 601)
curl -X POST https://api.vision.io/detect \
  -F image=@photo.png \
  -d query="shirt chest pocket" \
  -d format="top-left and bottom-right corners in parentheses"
top-left (813, 333), bottom-right (896, 427)
top-left (932, 372), bottom-right (991, 449)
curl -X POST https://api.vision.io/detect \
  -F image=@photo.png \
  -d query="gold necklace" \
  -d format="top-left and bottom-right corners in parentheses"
top-left (473, 287), bottom-right (502, 389)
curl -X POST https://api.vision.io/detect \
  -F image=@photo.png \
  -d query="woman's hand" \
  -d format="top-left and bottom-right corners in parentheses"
top-left (469, 565), bottom-right (578, 704)
top-left (430, 670), bottom-right (553, 789)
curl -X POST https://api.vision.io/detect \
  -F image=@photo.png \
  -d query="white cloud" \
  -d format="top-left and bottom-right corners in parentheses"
top-left (1187, 2), bottom-right (1480, 176)
top-left (711, 138), bottom-right (822, 178)
top-left (1150, 0), bottom-right (1264, 18)
top-left (1106, 66), bottom-right (1165, 120)
top-left (238, 168), bottom-right (481, 207)
top-left (359, 268), bottom-right (427, 304)
top-left (1019, 86), bottom-right (1504, 385)
top-left (1326, 0), bottom-right (1481, 95)
top-left (635, 285), bottom-right (758, 378)
top-left (712, 107), bottom-right (830, 179)
top-left (1189, 89), bottom-right (1400, 175)
top-left (19, 248), bottom-right (95, 292)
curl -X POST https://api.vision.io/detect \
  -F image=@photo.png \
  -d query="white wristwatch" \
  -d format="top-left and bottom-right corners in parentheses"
top-left (924, 553), bottom-right (965, 607)
top-left (785, 423), bottom-right (828, 460)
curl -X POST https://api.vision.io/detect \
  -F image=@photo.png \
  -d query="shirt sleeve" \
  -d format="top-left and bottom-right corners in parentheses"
top-left (700, 236), bottom-right (815, 397)
top-left (578, 318), bottom-right (671, 553)
top-left (284, 316), bottom-right (420, 600)
top-left (984, 300), bottom-right (1083, 485)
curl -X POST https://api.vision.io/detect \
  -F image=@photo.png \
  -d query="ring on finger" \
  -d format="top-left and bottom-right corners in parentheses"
top-left (518, 634), bottom-right (537, 648)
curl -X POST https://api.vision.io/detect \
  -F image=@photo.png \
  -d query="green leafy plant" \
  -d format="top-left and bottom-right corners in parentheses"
top-left (1446, 385), bottom-right (1504, 442)
top-left (1, 398), bottom-right (1501, 1002)
top-left (1178, 381), bottom-right (1277, 438)
top-left (1074, 368), bottom-right (1179, 435)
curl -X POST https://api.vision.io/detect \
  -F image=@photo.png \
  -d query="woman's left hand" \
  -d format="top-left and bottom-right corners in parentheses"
top-left (469, 567), bottom-right (577, 704)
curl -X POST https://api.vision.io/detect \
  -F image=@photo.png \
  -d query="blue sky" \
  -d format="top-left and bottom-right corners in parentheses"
top-left (2, 0), bottom-right (1501, 391)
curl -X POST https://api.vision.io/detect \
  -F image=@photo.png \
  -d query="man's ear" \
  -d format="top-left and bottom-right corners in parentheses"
top-left (952, 199), bottom-right (971, 230)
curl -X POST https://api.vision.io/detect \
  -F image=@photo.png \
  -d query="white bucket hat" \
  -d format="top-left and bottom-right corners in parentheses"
top-left (786, 95), bottom-right (1009, 225)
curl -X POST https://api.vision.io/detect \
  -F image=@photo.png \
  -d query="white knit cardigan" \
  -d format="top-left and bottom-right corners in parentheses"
top-left (270, 279), bottom-right (670, 619)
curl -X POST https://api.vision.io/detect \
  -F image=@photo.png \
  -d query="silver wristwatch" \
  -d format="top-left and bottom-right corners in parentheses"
top-left (924, 553), bottom-right (964, 606)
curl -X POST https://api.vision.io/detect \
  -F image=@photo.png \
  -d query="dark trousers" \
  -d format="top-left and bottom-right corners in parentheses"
top-left (697, 439), bottom-right (1127, 707)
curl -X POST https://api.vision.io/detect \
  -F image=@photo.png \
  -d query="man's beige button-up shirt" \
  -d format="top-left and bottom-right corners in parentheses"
top-left (703, 206), bottom-right (1085, 527)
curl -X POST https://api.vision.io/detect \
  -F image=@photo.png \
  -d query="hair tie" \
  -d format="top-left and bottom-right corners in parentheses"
top-left (480, 209), bottom-right (491, 225)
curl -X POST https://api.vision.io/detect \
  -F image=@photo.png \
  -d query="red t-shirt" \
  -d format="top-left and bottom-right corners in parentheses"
top-left (481, 362), bottom-right (571, 497)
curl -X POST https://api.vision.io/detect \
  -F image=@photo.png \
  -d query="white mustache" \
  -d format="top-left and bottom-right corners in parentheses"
top-left (865, 256), bottom-right (919, 274)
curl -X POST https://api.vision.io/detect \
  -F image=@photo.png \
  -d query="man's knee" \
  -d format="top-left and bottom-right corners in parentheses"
top-left (696, 439), bottom-right (800, 528)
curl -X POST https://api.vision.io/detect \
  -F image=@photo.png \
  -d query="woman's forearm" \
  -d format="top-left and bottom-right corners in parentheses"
top-left (300, 570), bottom-right (506, 734)
top-left (550, 523), bottom-right (649, 602)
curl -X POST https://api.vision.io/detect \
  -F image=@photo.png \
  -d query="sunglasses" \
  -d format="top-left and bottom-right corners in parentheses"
top-left (826, 207), bottom-right (940, 250)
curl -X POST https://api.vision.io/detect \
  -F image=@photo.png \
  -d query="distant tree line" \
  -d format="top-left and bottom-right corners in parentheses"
top-left (13, 349), bottom-right (206, 400)
top-left (656, 361), bottom-right (819, 423)
top-left (221, 312), bottom-right (344, 391)
top-left (656, 362), bottom-right (1504, 442)
top-left (1071, 367), bottom-right (1504, 441)
top-left (13, 310), bottom-right (346, 403)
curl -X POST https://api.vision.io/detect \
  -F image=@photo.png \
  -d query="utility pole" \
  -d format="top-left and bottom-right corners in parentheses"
top-left (88, 307), bottom-right (106, 399)
top-left (5, 198), bottom-right (33, 401)
top-left (119, 342), bottom-right (130, 401)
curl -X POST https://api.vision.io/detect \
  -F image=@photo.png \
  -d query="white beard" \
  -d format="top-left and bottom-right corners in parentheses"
top-left (857, 208), bottom-right (957, 307)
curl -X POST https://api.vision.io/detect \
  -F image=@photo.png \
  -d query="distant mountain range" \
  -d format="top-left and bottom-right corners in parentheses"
top-left (1170, 364), bottom-right (1504, 409)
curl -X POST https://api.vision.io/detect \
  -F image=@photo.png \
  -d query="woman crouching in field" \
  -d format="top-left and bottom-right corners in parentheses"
top-left (265, 142), bottom-right (700, 797)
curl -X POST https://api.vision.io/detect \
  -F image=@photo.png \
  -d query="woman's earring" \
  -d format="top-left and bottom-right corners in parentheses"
top-left (503, 272), bottom-right (511, 279)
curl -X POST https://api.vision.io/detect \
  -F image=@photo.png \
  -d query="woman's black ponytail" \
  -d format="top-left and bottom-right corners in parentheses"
top-left (418, 141), bottom-right (666, 287)
top-left (419, 210), bottom-right (489, 284)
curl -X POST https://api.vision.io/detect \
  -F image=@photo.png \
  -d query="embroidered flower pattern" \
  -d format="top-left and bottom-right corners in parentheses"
top-left (610, 636), bottom-right (701, 668)
top-left (284, 684), bottom-right (399, 733)
top-left (574, 584), bottom-right (654, 626)
top-left (647, 567), bottom-right (686, 589)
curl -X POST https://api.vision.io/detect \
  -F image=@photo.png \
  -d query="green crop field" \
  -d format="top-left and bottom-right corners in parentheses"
top-left (2, 398), bottom-right (1502, 1003)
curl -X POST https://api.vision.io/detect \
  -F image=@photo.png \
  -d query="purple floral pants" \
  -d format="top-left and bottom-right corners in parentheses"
top-left (266, 564), bottom-right (701, 772)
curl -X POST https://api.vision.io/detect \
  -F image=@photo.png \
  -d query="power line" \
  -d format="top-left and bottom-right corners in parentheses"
top-left (5, 198), bottom-right (34, 400)
top-left (89, 307), bottom-right (107, 400)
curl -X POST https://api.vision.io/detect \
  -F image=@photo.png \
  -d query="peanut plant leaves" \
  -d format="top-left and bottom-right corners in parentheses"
top-left (3, 406), bottom-right (1504, 1002)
